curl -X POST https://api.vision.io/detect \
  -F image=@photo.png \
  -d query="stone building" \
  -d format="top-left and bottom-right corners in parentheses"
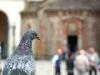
top-left (21, 0), bottom-right (100, 59)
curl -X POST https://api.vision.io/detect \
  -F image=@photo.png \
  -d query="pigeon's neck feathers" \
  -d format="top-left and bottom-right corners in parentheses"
top-left (18, 36), bottom-right (32, 54)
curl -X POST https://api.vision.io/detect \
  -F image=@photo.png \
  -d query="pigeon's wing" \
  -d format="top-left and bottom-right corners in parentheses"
top-left (3, 54), bottom-right (35, 75)
top-left (3, 64), bottom-right (35, 75)
top-left (12, 69), bottom-right (28, 75)
top-left (3, 69), bottom-right (28, 75)
top-left (8, 69), bottom-right (35, 75)
top-left (3, 54), bottom-right (19, 75)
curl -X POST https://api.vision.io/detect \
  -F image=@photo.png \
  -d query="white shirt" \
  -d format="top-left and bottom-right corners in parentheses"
top-left (52, 54), bottom-right (59, 64)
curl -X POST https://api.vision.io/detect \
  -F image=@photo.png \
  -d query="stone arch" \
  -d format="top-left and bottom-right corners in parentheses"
top-left (65, 18), bottom-right (82, 35)
top-left (0, 11), bottom-right (8, 59)
top-left (62, 18), bottom-right (84, 50)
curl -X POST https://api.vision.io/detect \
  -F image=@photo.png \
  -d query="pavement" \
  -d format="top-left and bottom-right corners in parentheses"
top-left (36, 60), bottom-right (66, 75)
top-left (0, 60), bottom-right (100, 75)
top-left (36, 60), bottom-right (100, 75)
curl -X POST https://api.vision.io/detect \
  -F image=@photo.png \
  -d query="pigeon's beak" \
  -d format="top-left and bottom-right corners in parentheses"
top-left (36, 36), bottom-right (40, 40)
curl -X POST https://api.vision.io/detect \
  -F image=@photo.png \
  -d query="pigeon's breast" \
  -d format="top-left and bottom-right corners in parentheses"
top-left (4, 54), bottom-right (35, 75)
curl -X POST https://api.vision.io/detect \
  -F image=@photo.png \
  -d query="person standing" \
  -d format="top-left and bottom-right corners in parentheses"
top-left (88, 47), bottom-right (99, 75)
top-left (74, 49), bottom-right (89, 75)
top-left (66, 53), bottom-right (74, 75)
top-left (52, 48), bottom-right (62, 75)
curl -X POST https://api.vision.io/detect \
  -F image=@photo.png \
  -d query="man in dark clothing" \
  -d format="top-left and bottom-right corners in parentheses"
top-left (66, 53), bottom-right (74, 75)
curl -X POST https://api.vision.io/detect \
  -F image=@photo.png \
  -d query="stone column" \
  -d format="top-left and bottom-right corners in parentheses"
top-left (86, 16), bottom-right (95, 47)
top-left (8, 26), bottom-right (14, 56)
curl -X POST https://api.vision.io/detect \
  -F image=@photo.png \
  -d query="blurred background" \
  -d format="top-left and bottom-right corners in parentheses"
top-left (0, 0), bottom-right (100, 75)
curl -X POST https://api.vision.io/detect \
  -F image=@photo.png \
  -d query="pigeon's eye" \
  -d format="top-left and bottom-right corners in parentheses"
top-left (34, 34), bottom-right (37, 37)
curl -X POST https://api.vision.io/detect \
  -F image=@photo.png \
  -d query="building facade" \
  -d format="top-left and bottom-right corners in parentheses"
top-left (21, 0), bottom-right (100, 59)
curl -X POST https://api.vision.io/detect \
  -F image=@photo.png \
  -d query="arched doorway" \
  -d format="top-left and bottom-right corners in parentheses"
top-left (64, 18), bottom-right (82, 53)
top-left (0, 11), bottom-right (8, 59)
top-left (67, 23), bottom-right (79, 53)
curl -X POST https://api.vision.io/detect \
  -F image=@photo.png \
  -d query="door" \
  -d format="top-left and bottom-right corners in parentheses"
top-left (67, 35), bottom-right (78, 53)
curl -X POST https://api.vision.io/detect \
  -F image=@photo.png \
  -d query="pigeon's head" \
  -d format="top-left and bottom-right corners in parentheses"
top-left (24, 31), bottom-right (40, 40)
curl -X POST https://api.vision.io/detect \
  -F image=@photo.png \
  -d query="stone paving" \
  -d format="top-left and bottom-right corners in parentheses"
top-left (36, 60), bottom-right (100, 75)
top-left (36, 60), bottom-right (66, 75)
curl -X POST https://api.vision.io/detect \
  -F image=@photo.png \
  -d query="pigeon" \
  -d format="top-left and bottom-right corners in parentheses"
top-left (3, 31), bottom-right (40, 75)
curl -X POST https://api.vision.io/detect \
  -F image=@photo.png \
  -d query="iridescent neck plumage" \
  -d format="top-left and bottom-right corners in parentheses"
top-left (18, 37), bottom-right (32, 54)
